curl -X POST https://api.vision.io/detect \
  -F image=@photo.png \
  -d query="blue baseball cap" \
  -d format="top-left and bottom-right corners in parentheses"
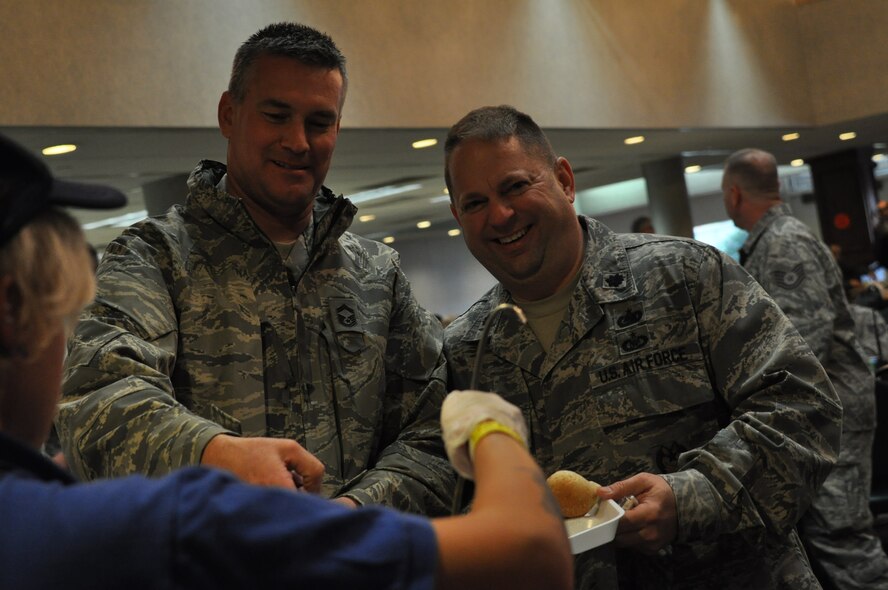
top-left (0, 133), bottom-right (126, 247)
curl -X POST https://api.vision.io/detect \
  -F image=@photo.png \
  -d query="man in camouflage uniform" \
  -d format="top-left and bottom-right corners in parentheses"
top-left (56, 22), bottom-right (456, 514)
top-left (722, 148), bottom-right (888, 588)
top-left (442, 105), bottom-right (842, 588)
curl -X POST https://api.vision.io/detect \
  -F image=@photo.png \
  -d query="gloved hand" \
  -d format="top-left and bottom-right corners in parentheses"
top-left (441, 390), bottom-right (529, 479)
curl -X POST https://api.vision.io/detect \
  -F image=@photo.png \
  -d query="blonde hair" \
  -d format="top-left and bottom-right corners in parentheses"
top-left (0, 208), bottom-right (95, 360)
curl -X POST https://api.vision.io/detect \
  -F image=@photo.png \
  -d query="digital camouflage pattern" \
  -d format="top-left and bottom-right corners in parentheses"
top-left (444, 216), bottom-right (842, 589)
top-left (849, 303), bottom-right (888, 366)
top-left (57, 160), bottom-right (456, 515)
top-left (741, 203), bottom-right (888, 588)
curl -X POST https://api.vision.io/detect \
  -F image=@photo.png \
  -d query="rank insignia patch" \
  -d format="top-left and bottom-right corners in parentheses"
top-left (336, 304), bottom-right (357, 327)
top-left (771, 263), bottom-right (805, 290)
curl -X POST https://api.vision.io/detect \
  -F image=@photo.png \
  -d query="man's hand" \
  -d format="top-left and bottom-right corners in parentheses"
top-left (201, 434), bottom-right (324, 492)
top-left (598, 472), bottom-right (677, 554)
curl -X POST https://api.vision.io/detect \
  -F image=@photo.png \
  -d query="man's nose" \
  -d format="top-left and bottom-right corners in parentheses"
top-left (281, 123), bottom-right (309, 153)
top-left (487, 197), bottom-right (515, 226)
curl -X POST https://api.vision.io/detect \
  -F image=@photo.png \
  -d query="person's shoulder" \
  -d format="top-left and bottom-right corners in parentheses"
top-left (443, 288), bottom-right (501, 343)
top-left (100, 206), bottom-right (194, 266)
top-left (767, 212), bottom-right (816, 240)
top-left (337, 231), bottom-right (401, 270)
top-left (619, 232), bottom-right (725, 269)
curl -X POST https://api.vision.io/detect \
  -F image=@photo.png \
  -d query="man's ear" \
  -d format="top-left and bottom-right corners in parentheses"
top-left (730, 184), bottom-right (742, 209)
top-left (555, 157), bottom-right (576, 203)
top-left (218, 91), bottom-right (235, 139)
top-left (450, 202), bottom-right (462, 226)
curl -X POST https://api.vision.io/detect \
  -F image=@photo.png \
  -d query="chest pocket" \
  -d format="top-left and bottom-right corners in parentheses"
top-left (324, 297), bottom-right (386, 398)
top-left (328, 297), bottom-right (368, 353)
top-left (319, 298), bottom-right (387, 439)
top-left (591, 342), bottom-right (714, 428)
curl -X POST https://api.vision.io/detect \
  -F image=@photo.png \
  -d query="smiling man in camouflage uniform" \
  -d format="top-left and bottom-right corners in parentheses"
top-left (55, 22), bottom-right (456, 515)
top-left (442, 105), bottom-right (843, 589)
top-left (723, 148), bottom-right (888, 589)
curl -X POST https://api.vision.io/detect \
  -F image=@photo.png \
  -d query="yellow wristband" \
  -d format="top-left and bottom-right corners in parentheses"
top-left (468, 420), bottom-right (526, 457)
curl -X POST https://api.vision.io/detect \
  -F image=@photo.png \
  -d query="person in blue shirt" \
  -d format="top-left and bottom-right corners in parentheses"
top-left (0, 132), bottom-right (572, 590)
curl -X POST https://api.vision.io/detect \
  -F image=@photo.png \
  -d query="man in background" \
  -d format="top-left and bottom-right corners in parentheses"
top-left (722, 147), bottom-right (888, 589)
top-left (630, 215), bottom-right (654, 234)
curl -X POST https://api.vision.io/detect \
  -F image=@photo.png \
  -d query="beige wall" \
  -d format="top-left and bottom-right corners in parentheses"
top-left (798, 0), bottom-right (888, 124)
top-left (0, 0), bottom-right (883, 129)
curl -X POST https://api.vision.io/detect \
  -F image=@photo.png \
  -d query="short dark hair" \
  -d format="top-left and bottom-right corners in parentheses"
top-left (724, 148), bottom-right (780, 195)
top-left (444, 105), bottom-right (557, 195)
top-left (228, 22), bottom-right (348, 103)
top-left (630, 216), bottom-right (653, 233)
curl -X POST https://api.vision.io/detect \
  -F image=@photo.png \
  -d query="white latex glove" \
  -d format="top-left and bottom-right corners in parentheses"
top-left (440, 390), bottom-right (529, 479)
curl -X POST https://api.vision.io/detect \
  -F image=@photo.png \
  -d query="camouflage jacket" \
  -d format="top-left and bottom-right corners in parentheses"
top-left (58, 160), bottom-right (455, 515)
top-left (740, 202), bottom-right (876, 432)
top-left (444, 217), bottom-right (841, 589)
top-left (849, 303), bottom-right (888, 366)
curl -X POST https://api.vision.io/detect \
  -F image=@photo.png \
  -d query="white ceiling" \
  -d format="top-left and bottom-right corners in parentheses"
top-left (5, 110), bottom-right (888, 248)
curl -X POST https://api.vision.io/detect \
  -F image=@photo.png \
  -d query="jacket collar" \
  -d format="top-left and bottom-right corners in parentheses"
top-left (185, 160), bottom-right (358, 257)
top-left (460, 216), bottom-right (638, 376)
top-left (740, 201), bottom-right (792, 260)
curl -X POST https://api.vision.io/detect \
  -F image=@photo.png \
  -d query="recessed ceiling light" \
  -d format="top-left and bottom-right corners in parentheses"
top-left (684, 165), bottom-right (701, 174)
top-left (448, 229), bottom-right (461, 237)
top-left (839, 132), bottom-right (857, 141)
top-left (382, 236), bottom-right (395, 244)
top-left (416, 220), bottom-right (432, 229)
top-left (411, 138), bottom-right (438, 149)
top-left (782, 132), bottom-right (800, 141)
top-left (624, 136), bottom-right (645, 145)
top-left (42, 144), bottom-right (77, 156)
top-left (791, 159), bottom-right (805, 167)
top-left (358, 214), bottom-right (376, 222)
top-left (349, 183), bottom-right (422, 205)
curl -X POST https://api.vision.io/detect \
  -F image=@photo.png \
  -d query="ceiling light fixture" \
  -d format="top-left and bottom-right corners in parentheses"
top-left (82, 210), bottom-right (148, 230)
top-left (839, 132), bottom-right (857, 141)
top-left (416, 220), bottom-right (432, 229)
top-left (348, 183), bottom-right (422, 205)
top-left (791, 159), bottom-right (805, 167)
top-left (358, 214), bottom-right (376, 222)
top-left (873, 154), bottom-right (886, 162)
top-left (684, 165), bottom-right (701, 174)
top-left (382, 236), bottom-right (395, 244)
top-left (624, 136), bottom-right (645, 145)
top-left (411, 138), bottom-right (438, 149)
top-left (448, 229), bottom-right (461, 237)
top-left (42, 144), bottom-right (77, 156)
top-left (782, 133), bottom-right (800, 141)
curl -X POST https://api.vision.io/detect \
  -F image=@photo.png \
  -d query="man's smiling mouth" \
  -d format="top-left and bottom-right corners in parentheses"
top-left (272, 160), bottom-right (309, 171)
top-left (496, 227), bottom-right (528, 245)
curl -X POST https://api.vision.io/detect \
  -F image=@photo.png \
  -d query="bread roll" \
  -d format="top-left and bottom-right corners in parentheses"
top-left (546, 470), bottom-right (600, 518)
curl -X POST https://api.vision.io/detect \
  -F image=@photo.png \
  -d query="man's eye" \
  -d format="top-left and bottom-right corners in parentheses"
top-left (264, 112), bottom-right (288, 122)
top-left (460, 200), bottom-right (483, 213)
top-left (508, 181), bottom-right (529, 193)
top-left (308, 119), bottom-right (336, 131)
